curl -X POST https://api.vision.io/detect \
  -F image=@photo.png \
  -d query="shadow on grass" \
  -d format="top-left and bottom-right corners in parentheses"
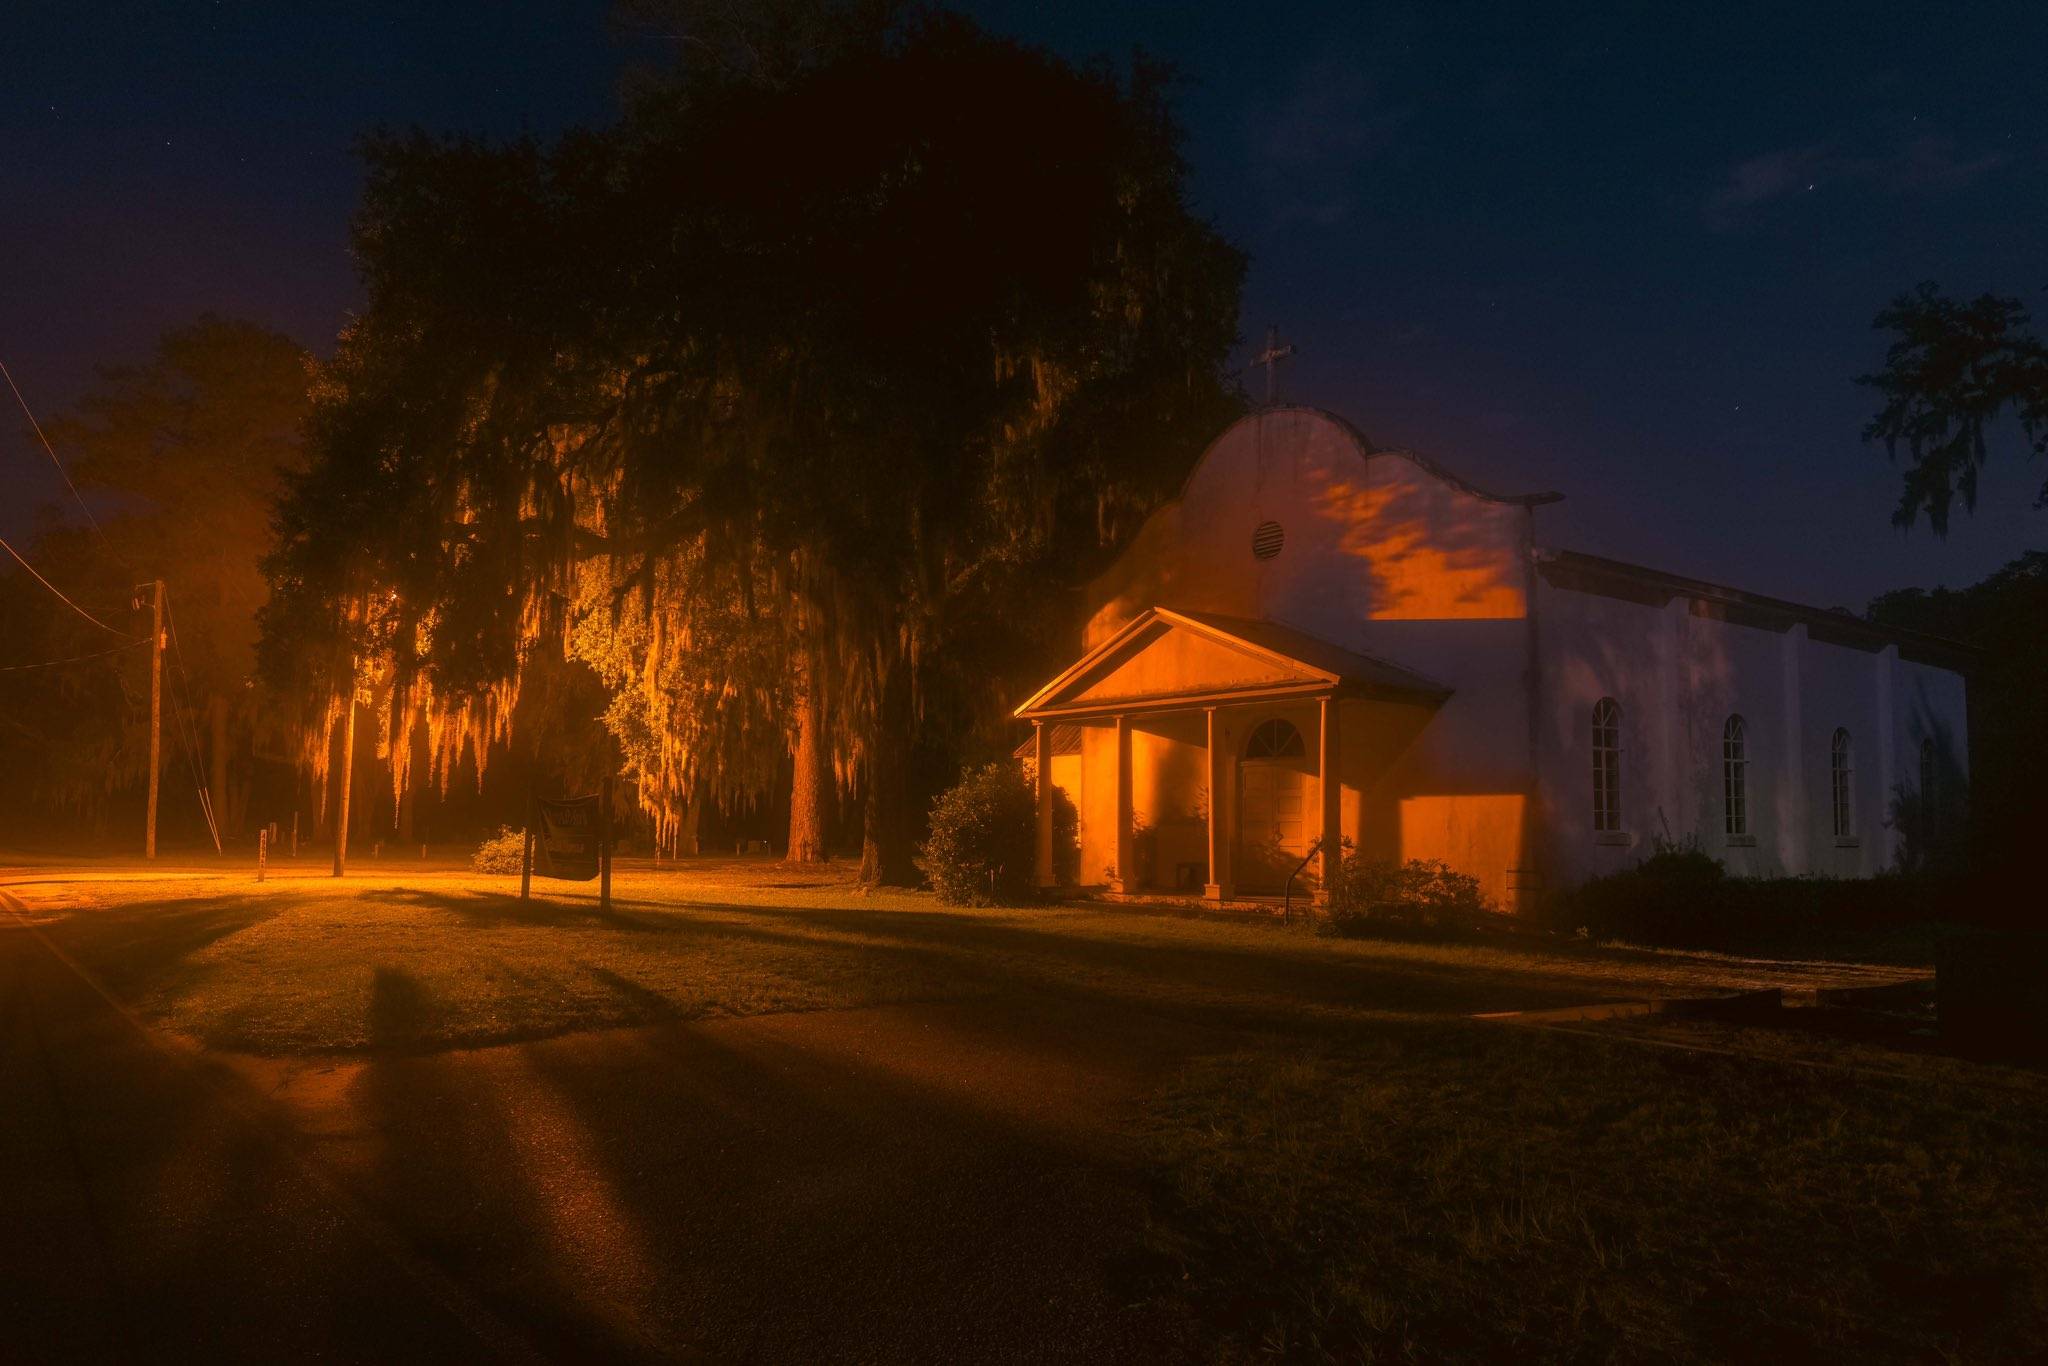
top-left (61, 877), bottom-right (1924, 1060)
top-left (352, 885), bottom-right (660, 933)
top-left (378, 881), bottom-right (1907, 1044)
top-left (580, 965), bottom-right (686, 1024)
top-left (669, 897), bottom-right (1738, 1035)
top-left (367, 965), bottom-right (446, 1052)
top-left (42, 894), bottom-right (281, 1001)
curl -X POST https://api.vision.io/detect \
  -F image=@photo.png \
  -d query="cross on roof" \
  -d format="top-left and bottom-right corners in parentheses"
top-left (1249, 325), bottom-right (1296, 407)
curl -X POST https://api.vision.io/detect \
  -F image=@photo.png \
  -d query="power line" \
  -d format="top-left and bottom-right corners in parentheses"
top-left (0, 532), bottom-right (137, 637)
top-left (161, 585), bottom-right (223, 851)
top-left (163, 594), bottom-right (211, 780)
top-left (0, 355), bottom-right (125, 566)
top-left (0, 637), bottom-right (149, 673)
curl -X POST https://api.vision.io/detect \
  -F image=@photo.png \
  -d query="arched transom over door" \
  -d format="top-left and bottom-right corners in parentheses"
top-left (1237, 718), bottom-right (1310, 892)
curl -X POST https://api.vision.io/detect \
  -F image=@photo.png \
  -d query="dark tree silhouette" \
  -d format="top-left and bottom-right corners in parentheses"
top-left (1860, 283), bottom-right (2048, 534)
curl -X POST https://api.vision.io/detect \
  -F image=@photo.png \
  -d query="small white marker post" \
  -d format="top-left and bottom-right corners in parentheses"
top-left (520, 794), bottom-right (534, 904)
top-left (258, 827), bottom-right (268, 883)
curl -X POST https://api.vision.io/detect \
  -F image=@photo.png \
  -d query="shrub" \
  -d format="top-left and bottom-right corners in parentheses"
top-left (471, 825), bottom-right (528, 875)
top-left (1322, 855), bottom-right (1489, 938)
top-left (1544, 836), bottom-right (1727, 942)
top-left (919, 762), bottom-right (1078, 905)
top-left (1542, 837), bottom-right (1968, 947)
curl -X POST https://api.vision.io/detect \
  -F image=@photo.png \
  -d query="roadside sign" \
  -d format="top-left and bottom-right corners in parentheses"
top-left (534, 795), bottom-right (602, 881)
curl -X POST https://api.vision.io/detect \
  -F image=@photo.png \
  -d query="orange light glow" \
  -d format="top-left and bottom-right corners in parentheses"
top-left (1396, 793), bottom-right (1526, 909)
top-left (1309, 472), bottom-right (1526, 621)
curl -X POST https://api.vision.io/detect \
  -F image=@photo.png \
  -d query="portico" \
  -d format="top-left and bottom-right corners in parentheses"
top-left (1017, 607), bottom-right (1450, 903)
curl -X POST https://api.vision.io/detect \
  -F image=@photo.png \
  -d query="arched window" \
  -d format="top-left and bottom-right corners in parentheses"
top-left (1722, 714), bottom-right (1749, 838)
top-left (1919, 738), bottom-right (1938, 839)
top-left (1244, 718), bottom-right (1305, 759)
top-left (1592, 698), bottom-right (1622, 833)
top-left (1830, 728), bottom-right (1853, 839)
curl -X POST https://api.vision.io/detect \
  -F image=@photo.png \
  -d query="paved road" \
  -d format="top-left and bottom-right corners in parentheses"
top-left (2, 887), bottom-right (1216, 1363)
top-left (2, 891), bottom-right (541, 1363)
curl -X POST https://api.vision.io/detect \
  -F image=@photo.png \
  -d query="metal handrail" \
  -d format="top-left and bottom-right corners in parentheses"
top-left (1282, 835), bottom-right (1324, 923)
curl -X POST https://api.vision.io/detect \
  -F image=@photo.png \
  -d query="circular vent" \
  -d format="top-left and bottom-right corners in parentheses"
top-left (1251, 520), bottom-right (1285, 560)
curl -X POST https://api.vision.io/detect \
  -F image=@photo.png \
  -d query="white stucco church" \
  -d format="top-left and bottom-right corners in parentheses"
top-left (1017, 406), bottom-right (1970, 911)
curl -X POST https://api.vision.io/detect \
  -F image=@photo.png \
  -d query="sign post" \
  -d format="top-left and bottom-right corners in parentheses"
top-left (257, 827), bottom-right (267, 883)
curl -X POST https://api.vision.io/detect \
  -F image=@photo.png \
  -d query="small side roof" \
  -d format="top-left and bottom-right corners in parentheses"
top-left (1010, 723), bottom-right (1086, 759)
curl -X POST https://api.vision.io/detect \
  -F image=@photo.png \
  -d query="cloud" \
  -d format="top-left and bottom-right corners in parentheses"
top-left (1248, 59), bottom-right (1410, 230)
top-left (1886, 134), bottom-right (2010, 191)
top-left (1711, 142), bottom-right (1830, 212)
top-left (1706, 132), bottom-right (2010, 228)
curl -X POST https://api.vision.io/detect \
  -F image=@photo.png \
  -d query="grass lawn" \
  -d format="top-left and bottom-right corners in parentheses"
top-left (1142, 1025), bottom-right (2048, 1362)
top-left (8, 855), bottom-right (1927, 1055)
top-left (9, 854), bottom-right (2044, 1362)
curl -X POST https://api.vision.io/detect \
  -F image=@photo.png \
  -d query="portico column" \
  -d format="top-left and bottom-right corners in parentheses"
top-left (1032, 721), bottom-right (1055, 889)
top-left (1112, 714), bottom-right (1135, 894)
top-left (1317, 694), bottom-right (1342, 902)
top-left (1204, 706), bottom-right (1232, 903)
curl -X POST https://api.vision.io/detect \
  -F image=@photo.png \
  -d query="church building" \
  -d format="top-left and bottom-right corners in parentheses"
top-left (1016, 407), bottom-right (1970, 910)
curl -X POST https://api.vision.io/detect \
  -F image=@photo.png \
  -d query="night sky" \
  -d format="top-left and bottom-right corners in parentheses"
top-left (5, 0), bottom-right (2043, 609)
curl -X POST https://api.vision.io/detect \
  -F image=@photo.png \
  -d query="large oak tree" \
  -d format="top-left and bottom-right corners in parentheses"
top-left (263, 10), bottom-right (1244, 881)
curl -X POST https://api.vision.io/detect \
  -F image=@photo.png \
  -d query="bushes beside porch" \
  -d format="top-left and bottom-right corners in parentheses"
top-left (1319, 854), bottom-right (1493, 938)
top-left (918, 763), bottom-right (1080, 906)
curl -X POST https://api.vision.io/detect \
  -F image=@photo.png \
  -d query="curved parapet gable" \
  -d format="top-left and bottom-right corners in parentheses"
top-left (1085, 407), bottom-right (1561, 650)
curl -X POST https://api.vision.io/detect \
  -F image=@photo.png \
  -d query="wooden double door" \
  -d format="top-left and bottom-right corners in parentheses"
top-left (1237, 760), bottom-right (1309, 892)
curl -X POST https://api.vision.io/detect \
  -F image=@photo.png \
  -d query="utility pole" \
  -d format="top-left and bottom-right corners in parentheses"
top-left (332, 659), bottom-right (357, 878)
top-left (144, 578), bottom-right (164, 860)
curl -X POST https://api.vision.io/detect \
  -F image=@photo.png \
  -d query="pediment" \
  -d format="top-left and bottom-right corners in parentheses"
top-left (1015, 607), bottom-right (1448, 720)
top-left (1069, 619), bottom-right (1318, 706)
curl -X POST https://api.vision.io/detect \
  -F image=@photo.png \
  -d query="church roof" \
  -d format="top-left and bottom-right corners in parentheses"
top-left (1534, 549), bottom-right (1976, 671)
top-left (1187, 406), bottom-right (1564, 508)
top-left (1012, 606), bottom-right (1451, 721)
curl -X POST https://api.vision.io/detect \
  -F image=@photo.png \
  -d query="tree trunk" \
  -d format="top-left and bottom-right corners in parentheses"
top-left (398, 774), bottom-right (416, 844)
top-left (333, 688), bottom-right (356, 876)
top-left (787, 659), bottom-right (831, 863)
top-left (859, 654), bottom-right (918, 886)
top-left (208, 693), bottom-right (231, 841)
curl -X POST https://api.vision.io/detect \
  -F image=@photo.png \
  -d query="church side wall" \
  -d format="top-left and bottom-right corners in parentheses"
top-left (1531, 582), bottom-right (1678, 889)
top-left (1797, 635), bottom-right (1890, 877)
top-left (1535, 573), bottom-right (1970, 891)
top-left (1678, 607), bottom-right (1792, 878)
